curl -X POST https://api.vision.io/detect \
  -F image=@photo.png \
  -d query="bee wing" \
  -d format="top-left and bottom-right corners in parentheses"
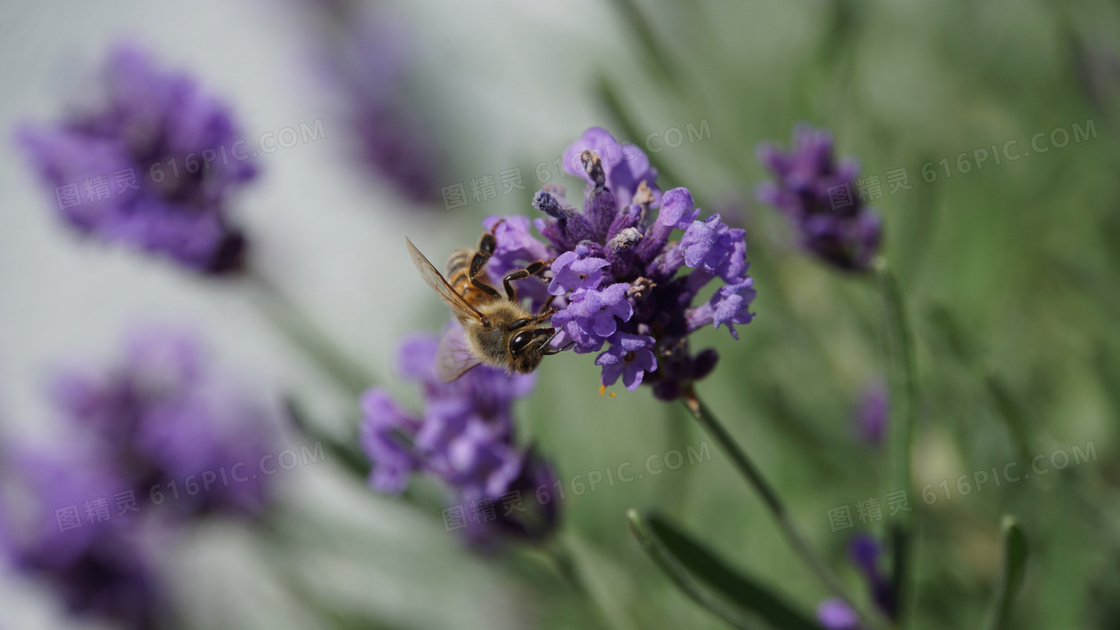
top-left (436, 322), bottom-right (483, 382)
top-left (406, 237), bottom-right (486, 325)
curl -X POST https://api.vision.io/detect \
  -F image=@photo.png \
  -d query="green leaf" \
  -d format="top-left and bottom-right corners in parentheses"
top-left (627, 511), bottom-right (754, 629)
top-left (987, 516), bottom-right (1028, 630)
top-left (628, 510), bottom-right (824, 630)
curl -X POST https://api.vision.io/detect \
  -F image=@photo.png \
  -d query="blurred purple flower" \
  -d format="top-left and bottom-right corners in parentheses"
top-left (485, 128), bottom-right (754, 400)
top-left (756, 125), bottom-right (882, 271)
top-left (359, 332), bottom-right (558, 545)
top-left (856, 380), bottom-right (888, 447)
top-left (817, 598), bottom-right (861, 629)
top-left (17, 44), bottom-right (257, 274)
top-left (1, 327), bottom-right (277, 628)
top-left (46, 328), bottom-right (277, 517)
top-left (815, 534), bottom-right (896, 629)
top-left (311, 7), bottom-right (446, 204)
top-left (850, 534), bottom-right (896, 618)
top-left (1, 443), bottom-right (165, 629)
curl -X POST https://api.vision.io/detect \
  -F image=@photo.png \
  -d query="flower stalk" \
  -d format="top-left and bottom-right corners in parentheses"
top-left (246, 267), bottom-right (375, 396)
top-left (873, 260), bottom-right (919, 627)
top-left (680, 385), bottom-right (889, 630)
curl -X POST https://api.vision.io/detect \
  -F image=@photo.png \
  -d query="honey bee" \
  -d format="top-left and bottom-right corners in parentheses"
top-left (406, 227), bottom-right (560, 381)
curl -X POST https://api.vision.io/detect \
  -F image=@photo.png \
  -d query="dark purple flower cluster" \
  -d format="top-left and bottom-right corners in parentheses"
top-left (0, 329), bottom-right (277, 628)
top-left (756, 125), bottom-right (882, 272)
top-left (360, 333), bottom-right (559, 546)
top-left (17, 44), bottom-right (257, 274)
top-left (483, 128), bottom-right (755, 400)
top-left (816, 534), bottom-right (896, 629)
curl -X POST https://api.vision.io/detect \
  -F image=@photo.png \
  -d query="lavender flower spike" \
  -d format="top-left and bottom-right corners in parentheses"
top-left (309, 5), bottom-right (446, 203)
top-left (756, 124), bottom-right (882, 271)
top-left (814, 533), bottom-right (897, 629)
top-left (360, 331), bottom-right (558, 546)
top-left (485, 128), bottom-right (755, 400)
top-left (1, 327), bottom-right (278, 628)
top-left (17, 44), bottom-right (257, 274)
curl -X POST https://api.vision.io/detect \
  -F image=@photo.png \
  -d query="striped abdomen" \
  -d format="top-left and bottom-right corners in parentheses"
top-left (445, 247), bottom-right (499, 306)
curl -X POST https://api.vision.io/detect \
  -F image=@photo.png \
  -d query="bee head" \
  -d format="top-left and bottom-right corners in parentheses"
top-left (507, 325), bottom-right (555, 373)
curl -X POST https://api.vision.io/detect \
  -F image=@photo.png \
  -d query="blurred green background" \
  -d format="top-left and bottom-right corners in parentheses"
top-left (492, 2), bottom-right (1120, 629)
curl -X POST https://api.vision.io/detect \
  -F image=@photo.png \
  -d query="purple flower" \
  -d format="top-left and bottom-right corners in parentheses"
top-left (595, 333), bottom-right (657, 390)
top-left (310, 7), bottom-right (446, 204)
top-left (46, 328), bottom-right (277, 517)
top-left (549, 248), bottom-right (609, 296)
top-left (563, 127), bottom-right (659, 213)
top-left (551, 283), bottom-right (634, 353)
top-left (359, 390), bottom-right (420, 494)
top-left (484, 128), bottom-right (754, 399)
top-left (756, 124), bottom-right (882, 271)
top-left (1, 442), bottom-right (167, 629)
top-left (686, 280), bottom-right (756, 340)
top-left (17, 44), bottom-right (256, 274)
top-left (359, 332), bottom-right (559, 545)
top-left (814, 534), bottom-right (896, 628)
top-left (656, 187), bottom-right (700, 229)
top-left (850, 534), bottom-right (896, 618)
top-left (679, 215), bottom-right (749, 282)
top-left (1, 328), bottom-right (276, 629)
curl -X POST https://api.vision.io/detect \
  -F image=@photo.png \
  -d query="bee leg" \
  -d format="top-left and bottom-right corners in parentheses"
top-left (524, 260), bottom-right (550, 277)
top-left (531, 306), bottom-right (555, 322)
top-left (501, 269), bottom-right (529, 301)
top-left (468, 235), bottom-right (501, 298)
top-left (487, 218), bottom-right (507, 236)
top-left (501, 259), bottom-right (551, 301)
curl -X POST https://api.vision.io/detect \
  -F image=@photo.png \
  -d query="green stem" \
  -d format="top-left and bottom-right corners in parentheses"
top-left (543, 542), bottom-right (620, 630)
top-left (245, 267), bottom-right (375, 396)
top-left (680, 387), bottom-right (888, 630)
top-left (545, 543), bottom-right (589, 598)
top-left (874, 262), bottom-right (918, 627)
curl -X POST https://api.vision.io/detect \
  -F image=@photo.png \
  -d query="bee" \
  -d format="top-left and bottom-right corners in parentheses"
top-left (406, 226), bottom-right (560, 381)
